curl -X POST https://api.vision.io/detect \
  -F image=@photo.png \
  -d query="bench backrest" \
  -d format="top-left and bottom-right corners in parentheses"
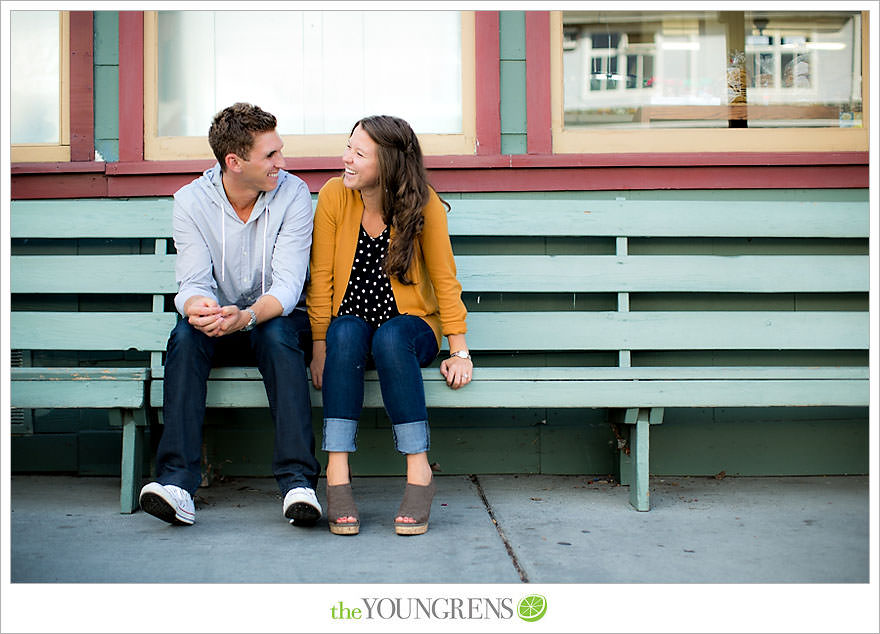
top-left (10, 194), bottom-right (869, 371)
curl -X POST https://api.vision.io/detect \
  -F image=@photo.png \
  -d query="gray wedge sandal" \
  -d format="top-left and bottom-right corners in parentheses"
top-left (394, 478), bottom-right (436, 536)
top-left (326, 483), bottom-right (360, 535)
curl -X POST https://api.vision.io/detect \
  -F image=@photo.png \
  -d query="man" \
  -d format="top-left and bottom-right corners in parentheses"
top-left (139, 103), bottom-right (321, 527)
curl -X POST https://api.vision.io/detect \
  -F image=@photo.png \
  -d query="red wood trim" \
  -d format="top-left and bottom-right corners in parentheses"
top-left (68, 12), bottom-right (94, 162)
top-left (11, 162), bottom-right (868, 199)
top-left (474, 12), bottom-right (501, 156)
top-left (427, 165), bottom-right (869, 192)
top-left (118, 12), bottom-right (144, 162)
top-left (525, 12), bottom-right (552, 155)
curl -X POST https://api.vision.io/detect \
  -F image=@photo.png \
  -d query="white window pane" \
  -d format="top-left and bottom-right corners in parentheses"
top-left (11, 11), bottom-right (60, 144)
top-left (157, 10), bottom-right (462, 137)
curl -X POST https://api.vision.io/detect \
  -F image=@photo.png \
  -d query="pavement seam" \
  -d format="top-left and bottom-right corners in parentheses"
top-left (469, 475), bottom-right (529, 583)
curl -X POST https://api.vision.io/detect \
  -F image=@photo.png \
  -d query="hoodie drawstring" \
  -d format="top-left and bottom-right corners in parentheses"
top-left (261, 206), bottom-right (269, 296)
top-left (220, 202), bottom-right (226, 282)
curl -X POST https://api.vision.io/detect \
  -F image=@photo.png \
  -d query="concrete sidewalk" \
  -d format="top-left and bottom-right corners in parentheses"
top-left (9, 473), bottom-right (869, 584)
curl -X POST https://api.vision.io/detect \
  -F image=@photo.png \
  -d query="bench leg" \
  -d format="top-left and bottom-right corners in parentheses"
top-left (628, 408), bottom-right (651, 511)
top-left (617, 407), bottom-right (664, 512)
top-left (117, 409), bottom-right (145, 514)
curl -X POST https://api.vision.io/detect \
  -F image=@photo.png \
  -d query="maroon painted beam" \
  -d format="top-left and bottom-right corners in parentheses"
top-left (69, 11), bottom-right (94, 162)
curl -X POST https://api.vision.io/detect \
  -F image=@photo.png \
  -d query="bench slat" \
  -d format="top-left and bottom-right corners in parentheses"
top-left (148, 377), bottom-right (867, 409)
top-left (11, 199), bottom-right (173, 238)
top-left (11, 255), bottom-right (177, 294)
top-left (447, 199), bottom-right (869, 238)
top-left (457, 255), bottom-right (868, 293)
top-left (11, 380), bottom-right (145, 409)
top-left (10, 312), bottom-right (176, 352)
top-left (12, 368), bottom-right (149, 381)
top-left (150, 366), bottom-right (869, 381)
top-left (15, 253), bottom-right (865, 295)
top-left (465, 311), bottom-right (868, 351)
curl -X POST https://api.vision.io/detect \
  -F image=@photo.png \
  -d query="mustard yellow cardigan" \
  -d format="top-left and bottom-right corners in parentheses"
top-left (307, 177), bottom-right (467, 347)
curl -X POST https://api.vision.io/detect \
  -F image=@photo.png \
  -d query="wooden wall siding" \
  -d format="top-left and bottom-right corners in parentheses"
top-left (474, 11), bottom-right (501, 155)
top-left (499, 11), bottom-right (527, 154)
top-left (93, 11), bottom-right (119, 162)
top-left (118, 11), bottom-right (143, 162)
top-left (69, 12), bottom-right (94, 162)
top-left (525, 11), bottom-right (552, 154)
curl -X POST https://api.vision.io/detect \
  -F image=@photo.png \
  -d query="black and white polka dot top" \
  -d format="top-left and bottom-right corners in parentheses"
top-left (338, 224), bottom-right (400, 328)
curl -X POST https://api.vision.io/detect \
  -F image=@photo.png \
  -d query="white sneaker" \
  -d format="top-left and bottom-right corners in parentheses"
top-left (139, 482), bottom-right (195, 525)
top-left (283, 487), bottom-right (322, 526)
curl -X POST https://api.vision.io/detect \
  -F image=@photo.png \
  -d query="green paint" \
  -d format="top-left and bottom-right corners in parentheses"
top-left (499, 11), bottom-right (527, 154)
top-left (93, 11), bottom-right (119, 160)
top-left (499, 11), bottom-right (526, 59)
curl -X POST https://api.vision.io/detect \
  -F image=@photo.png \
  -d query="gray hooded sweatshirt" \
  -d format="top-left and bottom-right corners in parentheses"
top-left (172, 163), bottom-right (313, 317)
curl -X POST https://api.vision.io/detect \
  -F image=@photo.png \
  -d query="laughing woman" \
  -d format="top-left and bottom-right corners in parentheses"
top-left (307, 115), bottom-right (472, 536)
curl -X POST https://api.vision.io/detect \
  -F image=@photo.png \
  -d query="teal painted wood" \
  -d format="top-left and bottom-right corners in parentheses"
top-left (11, 312), bottom-right (176, 351)
top-left (456, 255), bottom-right (869, 293)
top-left (150, 376), bottom-right (868, 409)
top-left (11, 368), bottom-right (149, 381)
top-left (465, 311), bottom-right (868, 351)
top-left (10, 255), bottom-right (177, 293)
top-left (10, 380), bottom-right (145, 409)
top-left (11, 199), bottom-right (173, 238)
top-left (628, 409), bottom-right (652, 511)
top-left (499, 11), bottom-right (526, 59)
top-left (446, 199), bottom-right (869, 238)
top-left (151, 366), bottom-right (870, 381)
top-left (12, 197), bottom-right (868, 239)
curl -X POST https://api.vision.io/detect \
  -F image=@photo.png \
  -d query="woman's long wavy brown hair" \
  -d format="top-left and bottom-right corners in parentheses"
top-left (353, 115), bottom-right (449, 285)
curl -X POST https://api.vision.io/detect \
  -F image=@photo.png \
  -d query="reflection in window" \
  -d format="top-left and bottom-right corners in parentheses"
top-left (157, 11), bottom-right (462, 137)
top-left (562, 10), bottom-right (862, 129)
top-left (10, 11), bottom-right (61, 144)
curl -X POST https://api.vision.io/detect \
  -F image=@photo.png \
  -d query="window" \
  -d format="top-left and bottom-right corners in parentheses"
top-left (10, 11), bottom-right (70, 162)
top-left (552, 10), bottom-right (867, 153)
top-left (144, 10), bottom-right (476, 160)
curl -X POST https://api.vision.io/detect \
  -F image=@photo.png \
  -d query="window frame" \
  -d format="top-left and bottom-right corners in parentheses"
top-left (10, 11), bottom-right (71, 163)
top-left (142, 10), bottom-right (477, 160)
top-left (549, 10), bottom-right (869, 154)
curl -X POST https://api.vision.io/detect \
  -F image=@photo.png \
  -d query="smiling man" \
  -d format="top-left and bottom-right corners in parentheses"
top-left (139, 103), bottom-right (322, 528)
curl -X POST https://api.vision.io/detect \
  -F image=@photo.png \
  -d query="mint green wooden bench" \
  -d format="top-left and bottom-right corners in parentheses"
top-left (12, 195), bottom-right (869, 513)
top-left (10, 200), bottom-right (177, 513)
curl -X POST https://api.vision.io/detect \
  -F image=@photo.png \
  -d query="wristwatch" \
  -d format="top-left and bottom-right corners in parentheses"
top-left (449, 350), bottom-right (471, 360)
top-left (242, 308), bottom-right (257, 332)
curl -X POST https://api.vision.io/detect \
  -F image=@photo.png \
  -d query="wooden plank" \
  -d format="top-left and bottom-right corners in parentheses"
top-left (150, 365), bottom-right (869, 382)
top-left (10, 198), bottom-right (172, 238)
top-left (465, 311), bottom-right (869, 351)
top-left (11, 255), bottom-right (177, 293)
top-left (11, 380), bottom-right (145, 408)
top-left (150, 376), bottom-right (869, 409)
top-left (629, 408), bottom-right (651, 511)
top-left (10, 312), bottom-right (176, 351)
top-left (12, 368), bottom-right (149, 381)
top-left (456, 255), bottom-right (869, 293)
top-left (446, 199), bottom-right (868, 238)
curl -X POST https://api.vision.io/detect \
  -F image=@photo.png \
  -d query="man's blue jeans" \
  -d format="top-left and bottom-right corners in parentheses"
top-left (155, 310), bottom-right (320, 496)
top-left (322, 315), bottom-right (439, 454)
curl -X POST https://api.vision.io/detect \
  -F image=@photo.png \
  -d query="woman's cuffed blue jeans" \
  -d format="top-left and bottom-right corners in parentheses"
top-left (155, 310), bottom-right (320, 496)
top-left (322, 315), bottom-right (439, 455)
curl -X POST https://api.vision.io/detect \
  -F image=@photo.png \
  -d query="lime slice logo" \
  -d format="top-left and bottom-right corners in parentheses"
top-left (517, 594), bottom-right (547, 622)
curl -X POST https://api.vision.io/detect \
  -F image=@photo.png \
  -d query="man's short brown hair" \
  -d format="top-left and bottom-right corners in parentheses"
top-left (208, 103), bottom-right (277, 170)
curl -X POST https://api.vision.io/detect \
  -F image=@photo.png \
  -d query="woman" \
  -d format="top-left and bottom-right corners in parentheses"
top-left (307, 115), bottom-right (473, 536)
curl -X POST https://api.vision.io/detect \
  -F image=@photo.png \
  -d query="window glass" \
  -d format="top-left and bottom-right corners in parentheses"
top-left (157, 11), bottom-right (463, 137)
top-left (11, 11), bottom-right (61, 144)
top-left (562, 10), bottom-right (862, 129)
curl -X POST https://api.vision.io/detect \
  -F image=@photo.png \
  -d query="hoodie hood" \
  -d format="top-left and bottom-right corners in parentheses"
top-left (195, 162), bottom-right (289, 293)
